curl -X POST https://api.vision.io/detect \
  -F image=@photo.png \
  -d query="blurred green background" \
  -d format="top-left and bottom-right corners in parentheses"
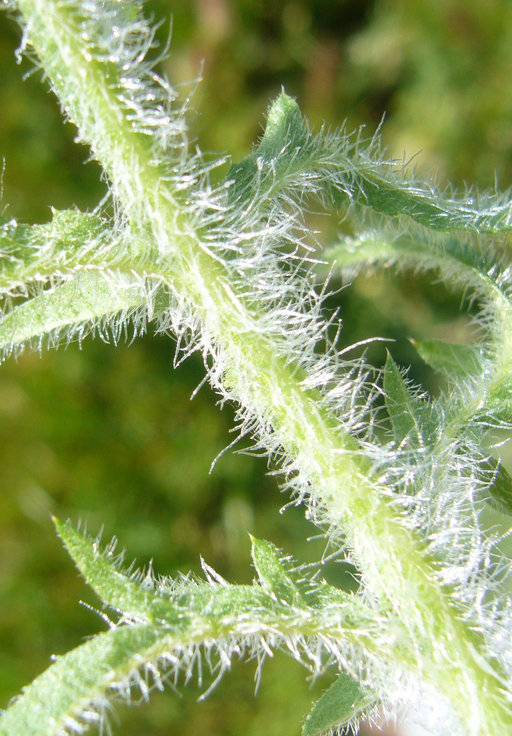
top-left (1, 1), bottom-right (512, 734)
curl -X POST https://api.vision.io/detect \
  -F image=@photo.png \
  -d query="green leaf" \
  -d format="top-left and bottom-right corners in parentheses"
top-left (322, 231), bottom-right (509, 307)
top-left (58, 521), bottom-right (372, 633)
top-left (302, 673), bottom-right (372, 736)
top-left (226, 90), bottom-right (312, 205)
top-left (227, 92), bottom-right (512, 232)
top-left (0, 209), bottom-right (121, 295)
top-left (250, 536), bottom-right (306, 605)
top-left (0, 270), bottom-right (147, 358)
top-left (55, 518), bottom-right (189, 626)
top-left (344, 171), bottom-right (512, 233)
top-left (258, 90), bottom-right (308, 156)
top-left (383, 352), bottom-right (427, 445)
top-left (55, 518), bottom-right (155, 620)
top-left (482, 458), bottom-right (512, 516)
top-left (324, 232), bottom-right (512, 426)
top-left (0, 623), bottom-right (166, 736)
top-left (319, 138), bottom-right (512, 232)
top-left (412, 338), bottom-right (483, 380)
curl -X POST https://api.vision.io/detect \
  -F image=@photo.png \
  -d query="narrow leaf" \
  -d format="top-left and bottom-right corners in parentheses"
top-left (55, 518), bottom-right (154, 620)
top-left (250, 536), bottom-right (305, 605)
top-left (227, 91), bottom-right (312, 205)
top-left (58, 521), bottom-right (374, 637)
top-left (0, 623), bottom-right (165, 736)
top-left (0, 209), bottom-right (122, 296)
top-left (412, 338), bottom-right (483, 380)
top-left (343, 170), bottom-right (512, 233)
top-left (323, 231), bottom-right (509, 309)
top-left (325, 233), bottom-right (512, 428)
top-left (384, 352), bottom-right (426, 445)
top-left (7, 523), bottom-right (378, 736)
top-left (482, 458), bottom-right (512, 517)
top-left (229, 102), bottom-right (512, 232)
top-left (302, 673), bottom-right (372, 736)
top-left (55, 518), bottom-right (187, 626)
top-left (0, 270), bottom-right (147, 358)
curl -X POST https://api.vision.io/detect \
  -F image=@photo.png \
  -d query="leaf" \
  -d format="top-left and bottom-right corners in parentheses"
top-left (58, 521), bottom-right (371, 636)
top-left (226, 90), bottom-right (512, 234)
top-left (412, 338), bottom-right (483, 380)
top-left (250, 536), bottom-right (306, 606)
top-left (322, 230), bottom-right (509, 308)
top-left (55, 518), bottom-right (156, 620)
top-left (0, 209), bottom-right (119, 295)
top-left (56, 518), bottom-right (190, 627)
top-left (383, 352), bottom-right (428, 445)
top-left (345, 171), bottom-right (512, 233)
top-left (319, 137), bottom-right (512, 232)
top-left (0, 270), bottom-right (148, 358)
top-left (482, 457), bottom-right (512, 517)
top-left (302, 673), bottom-right (372, 736)
top-left (226, 90), bottom-right (312, 205)
top-left (324, 232), bottom-right (512, 426)
top-left (0, 624), bottom-right (164, 736)
top-left (258, 90), bottom-right (309, 156)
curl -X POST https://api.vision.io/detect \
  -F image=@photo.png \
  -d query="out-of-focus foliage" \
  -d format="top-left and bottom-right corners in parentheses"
top-left (1, 1), bottom-right (512, 734)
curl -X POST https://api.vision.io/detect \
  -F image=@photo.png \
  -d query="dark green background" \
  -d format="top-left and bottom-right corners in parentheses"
top-left (1, 1), bottom-right (512, 734)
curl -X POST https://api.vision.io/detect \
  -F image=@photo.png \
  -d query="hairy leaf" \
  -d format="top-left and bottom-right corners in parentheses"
top-left (302, 672), bottom-right (372, 736)
top-left (339, 172), bottom-right (512, 233)
top-left (250, 536), bottom-right (307, 606)
top-left (227, 95), bottom-right (512, 232)
top-left (226, 90), bottom-right (312, 207)
top-left (58, 521), bottom-right (371, 628)
top-left (0, 270), bottom-right (148, 358)
top-left (323, 231), bottom-right (511, 307)
top-left (412, 338), bottom-right (483, 380)
top-left (0, 522), bottom-right (380, 736)
top-left (0, 209), bottom-right (124, 296)
top-left (55, 518), bottom-right (157, 621)
top-left (482, 457), bottom-right (512, 517)
top-left (384, 352), bottom-right (431, 446)
top-left (0, 624), bottom-right (165, 736)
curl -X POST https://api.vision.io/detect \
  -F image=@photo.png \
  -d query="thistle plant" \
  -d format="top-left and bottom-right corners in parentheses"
top-left (1, 2), bottom-right (512, 735)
